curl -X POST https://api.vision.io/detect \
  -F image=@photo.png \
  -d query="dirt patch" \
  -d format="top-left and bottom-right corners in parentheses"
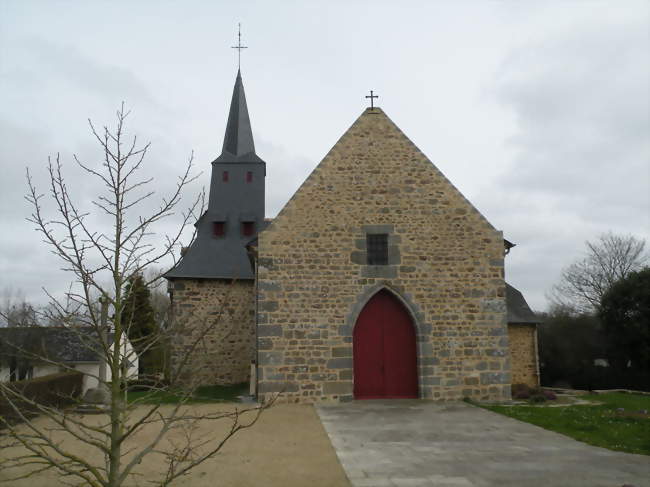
top-left (0, 403), bottom-right (350, 487)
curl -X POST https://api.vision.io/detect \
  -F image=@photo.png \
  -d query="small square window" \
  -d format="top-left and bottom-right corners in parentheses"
top-left (213, 221), bottom-right (225, 237)
top-left (241, 221), bottom-right (255, 236)
top-left (222, 171), bottom-right (229, 182)
top-left (246, 171), bottom-right (253, 183)
top-left (367, 234), bottom-right (388, 265)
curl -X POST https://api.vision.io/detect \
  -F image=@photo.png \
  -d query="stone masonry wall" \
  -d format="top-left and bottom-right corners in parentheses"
top-left (256, 108), bottom-right (511, 404)
top-left (169, 279), bottom-right (255, 388)
top-left (508, 324), bottom-right (539, 388)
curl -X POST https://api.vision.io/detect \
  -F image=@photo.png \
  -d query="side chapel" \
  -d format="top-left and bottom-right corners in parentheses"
top-left (165, 68), bottom-right (540, 403)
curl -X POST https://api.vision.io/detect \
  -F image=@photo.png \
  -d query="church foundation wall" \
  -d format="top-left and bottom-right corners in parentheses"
top-left (255, 109), bottom-right (511, 404)
top-left (508, 323), bottom-right (539, 388)
top-left (168, 279), bottom-right (255, 388)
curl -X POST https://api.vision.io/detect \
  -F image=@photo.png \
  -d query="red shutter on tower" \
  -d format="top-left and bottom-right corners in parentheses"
top-left (246, 171), bottom-right (253, 183)
top-left (213, 222), bottom-right (225, 237)
top-left (222, 171), bottom-right (229, 182)
top-left (241, 222), bottom-right (255, 236)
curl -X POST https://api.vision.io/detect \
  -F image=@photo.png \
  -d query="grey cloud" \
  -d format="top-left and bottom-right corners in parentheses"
top-left (494, 23), bottom-right (648, 200)
top-left (482, 19), bottom-right (650, 310)
top-left (4, 38), bottom-right (157, 109)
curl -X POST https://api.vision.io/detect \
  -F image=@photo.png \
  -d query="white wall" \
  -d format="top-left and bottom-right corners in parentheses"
top-left (119, 337), bottom-right (140, 381)
top-left (0, 337), bottom-right (139, 394)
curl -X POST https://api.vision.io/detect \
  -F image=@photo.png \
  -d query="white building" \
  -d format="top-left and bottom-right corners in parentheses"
top-left (0, 327), bottom-right (138, 393)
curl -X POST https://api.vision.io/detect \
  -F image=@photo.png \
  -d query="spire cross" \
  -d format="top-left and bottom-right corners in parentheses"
top-left (365, 90), bottom-right (378, 110)
top-left (231, 23), bottom-right (248, 70)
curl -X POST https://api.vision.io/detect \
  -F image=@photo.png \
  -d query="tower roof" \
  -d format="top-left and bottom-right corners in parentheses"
top-left (213, 70), bottom-right (264, 164)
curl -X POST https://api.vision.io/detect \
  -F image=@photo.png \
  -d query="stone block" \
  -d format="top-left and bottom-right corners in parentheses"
top-left (265, 372), bottom-right (286, 381)
top-left (258, 351), bottom-right (284, 366)
top-left (258, 257), bottom-right (275, 268)
top-left (481, 298), bottom-right (506, 312)
top-left (339, 369), bottom-right (353, 380)
top-left (361, 265), bottom-right (397, 278)
top-left (422, 376), bottom-right (441, 386)
top-left (258, 338), bottom-right (274, 350)
top-left (486, 348), bottom-right (506, 357)
top-left (338, 324), bottom-right (352, 336)
top-left (258, 381), bottom-right (299, 393)
top-left (258, 281), bottom-right (281, 291)
top-left (488, 327), bottom-right (506, 336)
top-left (327, 358), bottom-right (353, 369)
top-left (332, 347), bottom-right (352, 357)
top-left (361, 224), bottom-right (394, 233)
top-left (420, 357), bottom-right (440, 366)
top-left (480, 372), bottom-right (510, 385)
top-left (259, 300), bottom-right (279, 312)
top-left (322, 381), bottom-right (353, 395)
top-left (258, 325), bottom-right (283, 337)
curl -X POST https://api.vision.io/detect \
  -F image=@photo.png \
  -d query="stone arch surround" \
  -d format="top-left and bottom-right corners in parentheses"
top-left (345, 282), bottom-right (434, 399)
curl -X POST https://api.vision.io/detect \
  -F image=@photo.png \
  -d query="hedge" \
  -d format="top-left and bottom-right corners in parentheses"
top-left (0, 371), bottom-right (84, 427)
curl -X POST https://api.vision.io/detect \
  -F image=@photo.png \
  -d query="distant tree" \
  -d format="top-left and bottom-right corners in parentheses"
top-left (144, 267), bottom-right (171, 331)
top-left (121, 274), bottom-right (158, 376)
top-left (4, 302), bottom-right (38, 327)
top-left (550, 232), bottom-right (647, 314)
top-left (537, 307), bottom-right (606, 389)
top-left (599, 268), bottom-right (650, 377)
top-left (0, 288), bottom-right (39, 327)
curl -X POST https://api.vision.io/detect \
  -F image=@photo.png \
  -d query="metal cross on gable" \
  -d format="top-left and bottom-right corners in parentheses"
top-left (231, 23), bottom-right (248, 69)
top-left (366, 90), bottom-right (378, 110)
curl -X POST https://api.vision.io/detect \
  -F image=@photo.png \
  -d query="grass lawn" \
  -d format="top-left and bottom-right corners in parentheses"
top-left (127, 383), bottom-right (249, 404)
top-left (480, 392), bottom-right (650, 455)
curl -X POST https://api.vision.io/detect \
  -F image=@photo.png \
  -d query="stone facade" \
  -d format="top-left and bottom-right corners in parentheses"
top-left (508, 324), bottom-right (539, 387)
top-left (169, 279), bottom-right (255, 387)
top-left (256, 108), bottom-right (511, 404)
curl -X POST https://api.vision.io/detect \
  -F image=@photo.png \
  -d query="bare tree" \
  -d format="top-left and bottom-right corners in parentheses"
top-left (0, 288), bottom-right (39, 327)
top-left (0, 105), bottom-right (269, 486)
top-left (550, 232), bottom-right (647, 314)
top-left (144, 267), bottom-right (172, 335)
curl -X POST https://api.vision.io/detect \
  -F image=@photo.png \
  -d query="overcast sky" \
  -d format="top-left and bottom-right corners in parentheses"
top-left (1, 0), bottom-right (648, 311)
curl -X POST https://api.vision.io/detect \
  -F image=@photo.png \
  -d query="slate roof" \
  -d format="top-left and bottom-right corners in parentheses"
top-left (212, 69), bottom-right (265, 165)
top-left (0, 327), bottom-right (112, 364)
top-left (164, 228), bottom-right (257, 280)
top-left (506, 283), bottom-right (540, 324)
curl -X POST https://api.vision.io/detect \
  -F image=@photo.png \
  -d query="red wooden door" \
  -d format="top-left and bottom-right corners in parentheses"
top-left (353, 290), bottom-right (418, 399)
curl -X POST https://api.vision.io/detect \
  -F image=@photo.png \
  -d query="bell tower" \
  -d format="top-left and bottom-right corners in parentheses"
top-left (165, 68), bottom-right (266, 280)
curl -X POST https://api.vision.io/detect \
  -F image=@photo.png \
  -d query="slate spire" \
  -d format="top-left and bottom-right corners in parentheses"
top-left (215, 69), bottom-right (260, 162)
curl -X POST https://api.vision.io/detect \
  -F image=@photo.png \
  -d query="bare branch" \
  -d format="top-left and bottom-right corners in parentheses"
top-left (550, 232), bottom-right (647, 313)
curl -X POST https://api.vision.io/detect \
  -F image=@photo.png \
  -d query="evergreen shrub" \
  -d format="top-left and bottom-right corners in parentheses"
top-left (0, 371), bottom-right (83, 427)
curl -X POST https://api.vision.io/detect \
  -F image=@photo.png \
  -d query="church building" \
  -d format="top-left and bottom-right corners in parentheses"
top-left (165, 68), bottom-right (540, 404)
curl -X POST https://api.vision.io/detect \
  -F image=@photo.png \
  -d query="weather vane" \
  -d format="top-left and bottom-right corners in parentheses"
top-left (366, 90), bottom-right (378, 110)
top-left (231, 22), bottom-right (248, 70)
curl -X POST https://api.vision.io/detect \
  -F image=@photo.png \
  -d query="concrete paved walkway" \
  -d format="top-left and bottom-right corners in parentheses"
top-left (316, 400), bottom-right (650, 487)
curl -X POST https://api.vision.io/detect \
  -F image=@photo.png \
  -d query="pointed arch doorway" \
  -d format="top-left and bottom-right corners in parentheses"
top-left (353, 290), bottom-right (418, 399)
